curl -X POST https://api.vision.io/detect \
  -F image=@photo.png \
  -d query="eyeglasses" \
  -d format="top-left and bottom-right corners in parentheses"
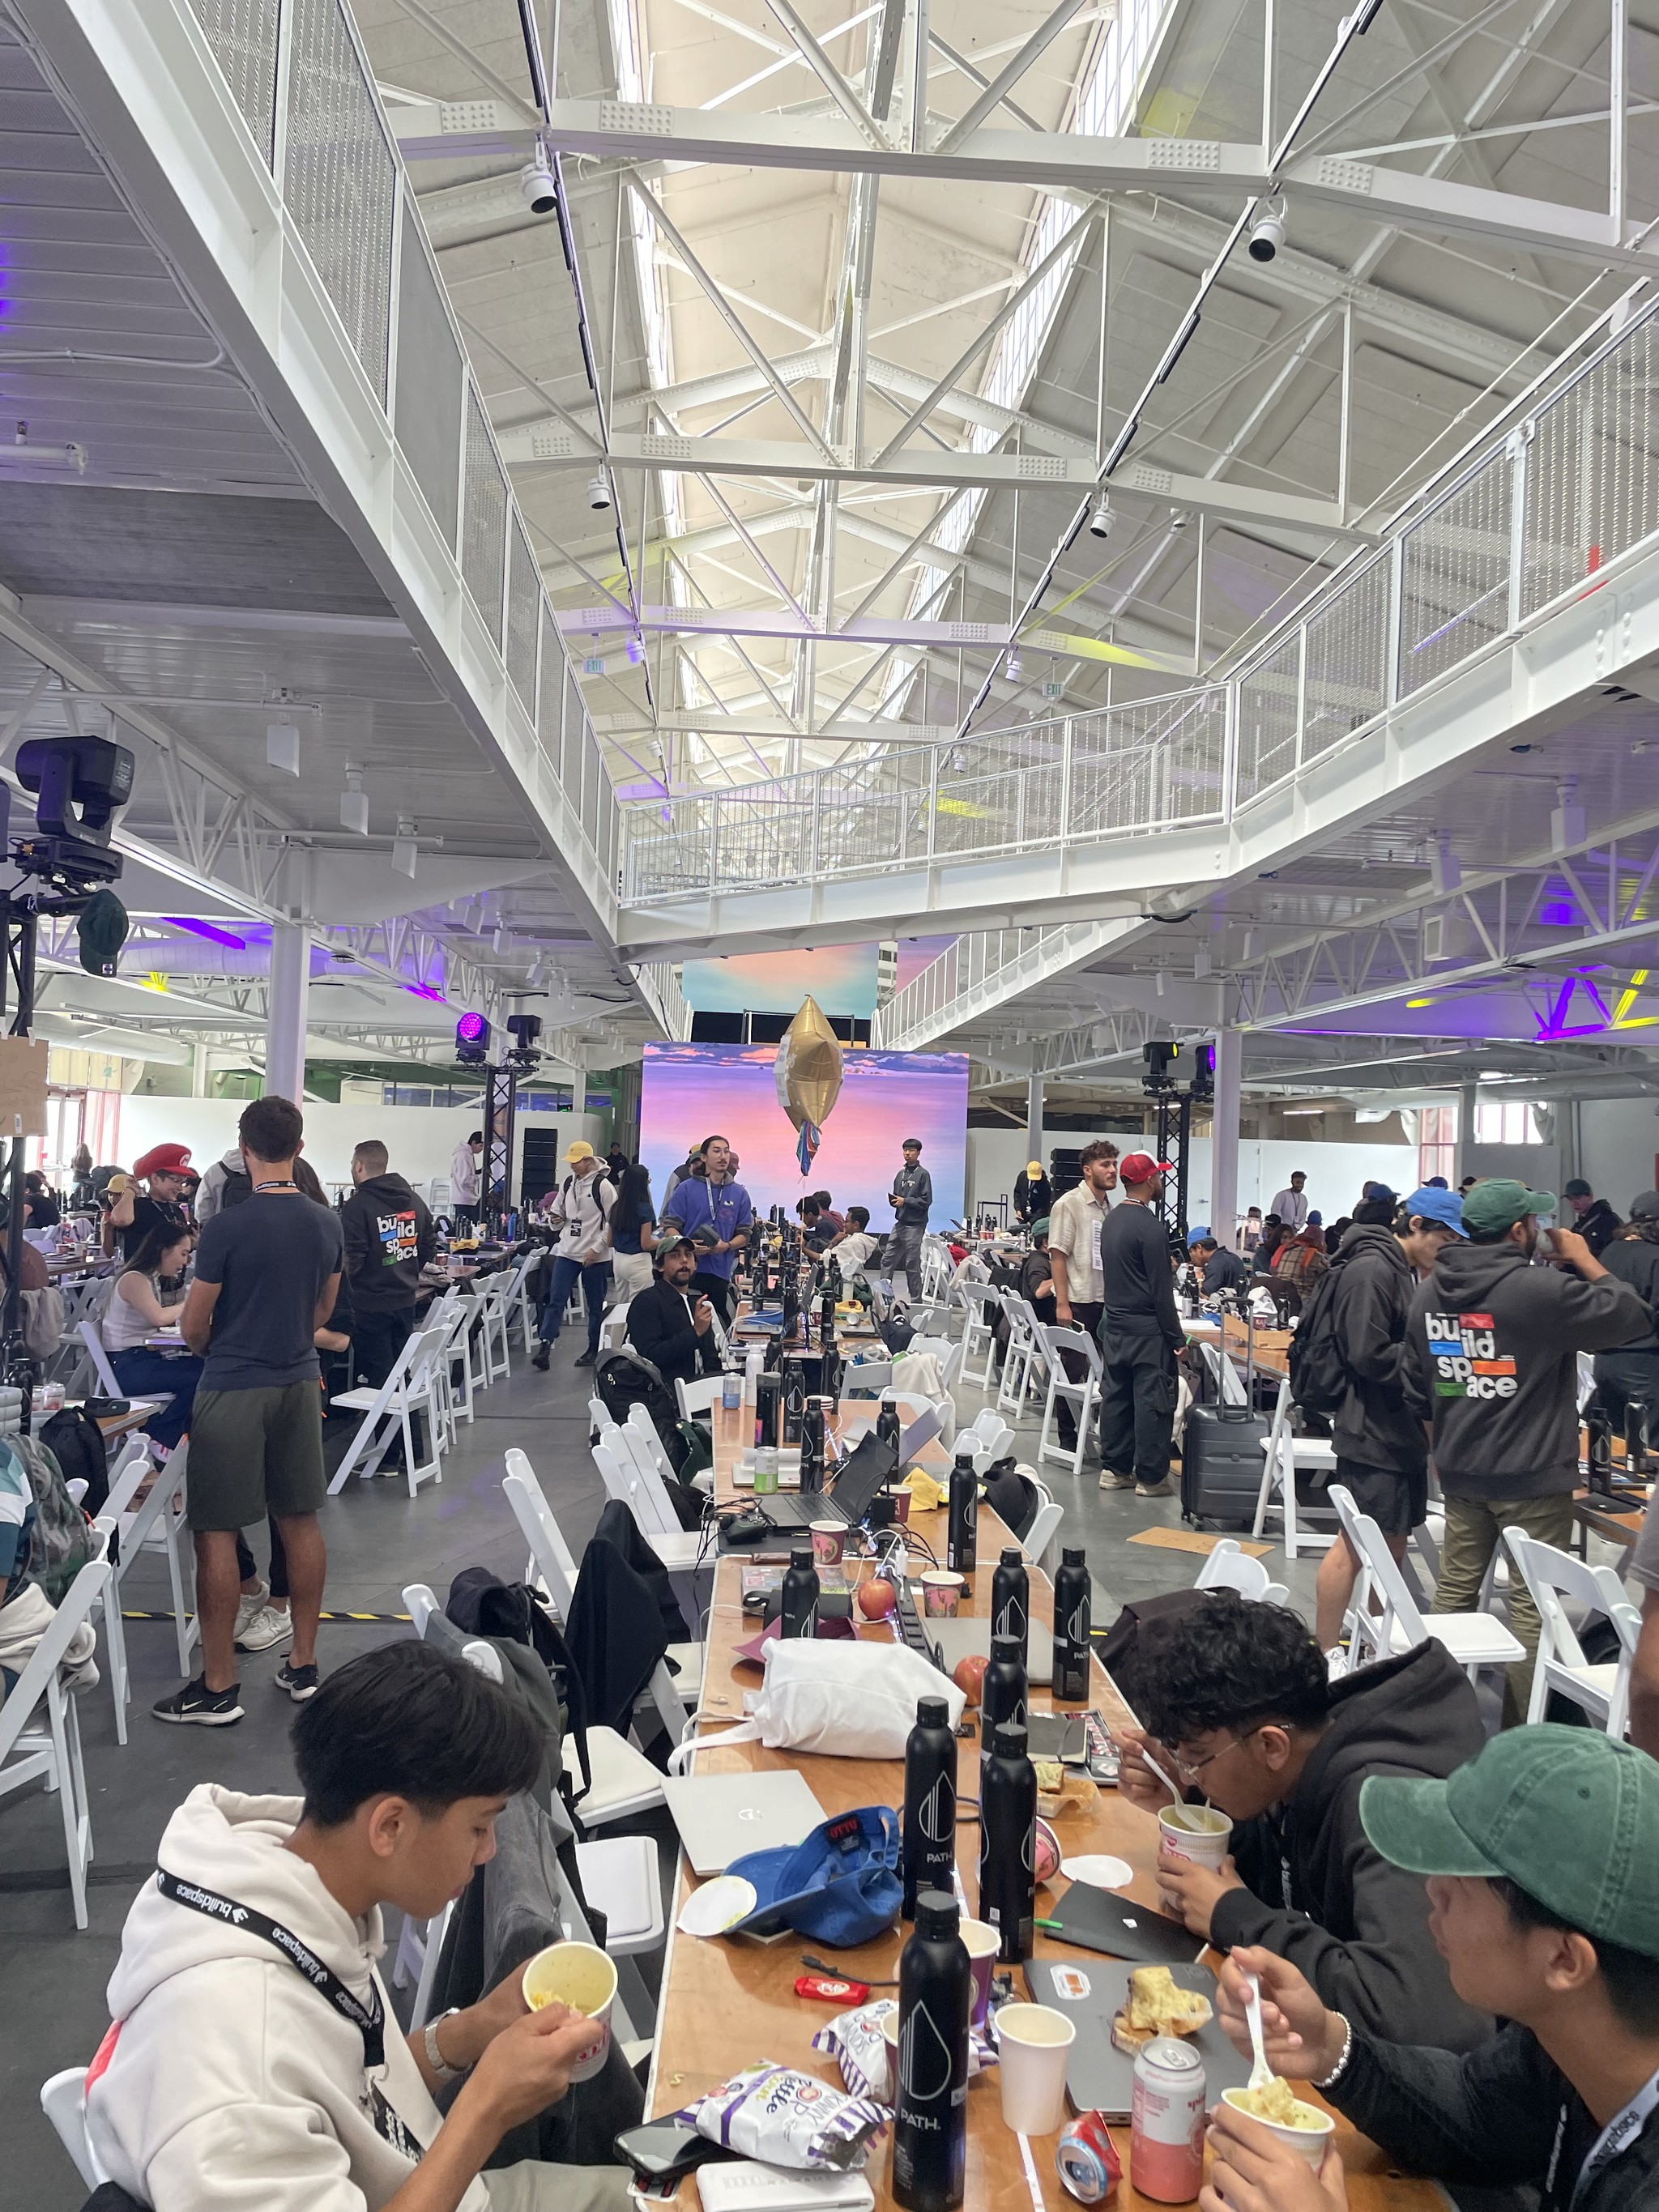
top-left (1169, 1726), bottom-right (1265, 1784)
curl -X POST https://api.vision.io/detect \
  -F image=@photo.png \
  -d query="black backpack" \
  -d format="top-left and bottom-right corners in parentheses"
top-left (39, 1406), bottom-right (112, 1518)
top-left (1286, 1252), bottom-right (1354, 1415)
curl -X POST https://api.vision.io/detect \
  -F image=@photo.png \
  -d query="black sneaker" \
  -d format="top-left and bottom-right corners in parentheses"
top-left (574, 1349), bottom-right (597, 1368)
top-left (276, 1659), bottom-right (321, 1702)
top-left (153, 1676), bottom-right (243, 1726)
top-left (531, 1345), bottom-right (551, 1370)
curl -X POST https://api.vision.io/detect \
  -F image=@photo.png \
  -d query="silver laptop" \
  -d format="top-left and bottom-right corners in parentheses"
top-left (663, 1769), bottom-right (825, 1877)
top-left (924, 1615), bottom-right (1054, 1687)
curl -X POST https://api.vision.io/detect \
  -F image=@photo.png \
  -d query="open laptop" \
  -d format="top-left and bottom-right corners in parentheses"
top-left (923, 1614), bottom-right (1054, 1686)
top-left (726, 1430), bottom-right (898, 1536)
top-left (730, 1405), bottom-right (940, 1490)
top-left (663, 1769), bottom-right (825, 1877)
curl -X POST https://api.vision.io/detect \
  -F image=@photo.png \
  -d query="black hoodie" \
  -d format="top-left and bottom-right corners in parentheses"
top-left (1208, 1641), bottom-right (1491, 2051)
top-left (1328, 1221), bottom-right (1426, 1473)
top-left (1403, 1240), bottom-right (1648, 1498)
top-left (339, 1172), bottom-right (437, 1311)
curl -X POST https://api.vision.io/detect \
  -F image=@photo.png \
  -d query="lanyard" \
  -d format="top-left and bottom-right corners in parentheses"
top-left (158, 1867), bottom-right (385, 2067)
top-left (1567, 2067), bottom-right (1659, 2207)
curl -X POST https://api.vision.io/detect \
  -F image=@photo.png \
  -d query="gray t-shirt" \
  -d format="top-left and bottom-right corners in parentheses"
top-left (194, 1192), bottom-right (344, 1392)
top-left (1631, 1490), bottom-right (1659, 1593)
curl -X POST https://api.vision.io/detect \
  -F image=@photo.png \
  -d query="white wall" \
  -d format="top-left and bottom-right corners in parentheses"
top-left (967, 1124), bottom-right (1418, 1230)
top-left (1578, 1097), bottom-right (1659, 1210)
top-left (112, 1097), bottom-right (603, 1201)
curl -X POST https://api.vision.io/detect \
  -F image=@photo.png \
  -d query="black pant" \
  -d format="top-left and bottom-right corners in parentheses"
top-left (1097, 1327), bottom-right (1177, 1485)
top-left (1593, 1347), bottom-right (1659, 1431)
top-left (355, 1305), bottom-right (416, 1392)
top-left (1053, 1303), bottom-right (1103, 1449)
top-left (235, 1520), bottom-right (289, 1599)
top-left (690, 1270), bottom-right (735, 1325)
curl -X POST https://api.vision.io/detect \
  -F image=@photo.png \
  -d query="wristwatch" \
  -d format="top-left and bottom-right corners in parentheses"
top-left (423, 2009), bottom-right (466, 2082)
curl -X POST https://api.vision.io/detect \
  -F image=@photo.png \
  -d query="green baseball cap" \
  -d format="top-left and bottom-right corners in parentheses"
top-left (1460, 1177), bottom-right (1557, 1237)
top-left (1359, 1726), bottom-right (1659, 1958)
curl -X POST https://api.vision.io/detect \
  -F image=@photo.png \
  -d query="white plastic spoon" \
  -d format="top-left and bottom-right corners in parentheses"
top-left (1242, 1966), bottom-right (1273, 2093)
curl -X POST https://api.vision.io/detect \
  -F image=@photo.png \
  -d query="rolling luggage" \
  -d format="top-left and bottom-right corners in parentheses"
top-left (1180, 1305), bottom-right (1271, 1529)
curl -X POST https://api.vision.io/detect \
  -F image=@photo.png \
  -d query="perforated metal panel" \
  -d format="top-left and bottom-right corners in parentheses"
top-left (1302, 555), bottom-right (1388, 757)
top-left (1235, 636), bottom-right (1302, 800)
top-left (189, 0), bottom-right (279, 163)
top-left (1524, 321), bottom-right (1659, 618)
top-left (461, 390), bottom-right (507, 645)
top-left (393, 198), bottom-right (462, 546)
top-left (1399, 451), bottom-right (1510, 697)
top-left (505, 522), bottom-right (540, 710)
top-left (282, 0), bottom-right (395, 403)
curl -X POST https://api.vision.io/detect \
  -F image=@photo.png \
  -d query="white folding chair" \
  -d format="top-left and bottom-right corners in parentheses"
top-left (109, 1438), bottom-right (197, 1678)
top-left (674, 1373), bottom-right (722, 1420)
top-left (1022, 1474), bottom-right (1063, 1571)
top-left (1251, 1378), bottom-right (1337, 1559)
top-left (1503, 1528), bottom-right (1643, 1735)
top-left (77, 1319), bottom-right (124, 1400)
top-left (961, 1409), bottom-right (1013, 1472)
top-left (1194, 1537), bottom-right (1273, 1600)
top-left (479, 1268), bottom-right (516, 1384)
top-left (329, 1327), bottom-right (447, 1495)
top-left (995, 1295), bottom-right (1046, 1413)
top-left (0, 1558), bottom-right (110, 1929)
top-left (40, 2067), bottom-right (102, 2189)
top-left (403, 1582), bottom-right (441, 1639)
top-left (1035, 1323), bottom-right (1102, 1478)
top-left (599, 1306), bottom-right (629, 1353)
top-left (592, 1437), bottom-right (706, 1579)
top-left (428, 1294), bottom-right (476, 1432)
top-left (956, 1281), bottom-right (1002, 1390)
top-left (1330, 1485), bottom-right (1525, 1683)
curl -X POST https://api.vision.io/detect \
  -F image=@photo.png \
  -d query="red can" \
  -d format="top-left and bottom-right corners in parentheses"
top-left (1056, 2110), bottom-right (1122, 2202)
top-left (1130, 2038), bottom-right (1205, 2204)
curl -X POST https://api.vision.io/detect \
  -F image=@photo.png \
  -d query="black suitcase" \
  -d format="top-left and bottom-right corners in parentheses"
top-left (1180, 1305), bottom-right (1270, 1528)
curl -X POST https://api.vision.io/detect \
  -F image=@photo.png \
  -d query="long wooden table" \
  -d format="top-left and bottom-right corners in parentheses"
top-left (649, 1475), bottom-right (1438, 2212)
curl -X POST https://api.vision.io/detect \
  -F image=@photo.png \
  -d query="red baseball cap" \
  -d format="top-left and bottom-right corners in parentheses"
top-left (1118, 1152), bottom-right (1172, 1183)
top-left (133, 1142), bottom-right (193, 1181)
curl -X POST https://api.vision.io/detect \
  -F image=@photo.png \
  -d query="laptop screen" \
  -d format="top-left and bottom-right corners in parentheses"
top-left (829, 1430), bottom-right (898, 1520)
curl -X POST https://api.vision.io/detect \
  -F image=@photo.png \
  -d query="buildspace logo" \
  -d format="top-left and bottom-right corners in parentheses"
top-left (1424, 1309), bottom-right (1518, 1399)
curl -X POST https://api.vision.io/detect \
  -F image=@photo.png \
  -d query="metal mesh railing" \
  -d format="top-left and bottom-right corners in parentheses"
top-left (189, 0), bottom-right (279, 161)
top-left (1235, 636), bottom-right (1301, 801)
top-left (393, 198), bottom-right (463, 546)
top-left (461, 390), bottom-right (507, 648)
top-left (1398, 447), bottom-right (1511, 697)
top-left (505, 521), bottom-right (540, 712)
top-left (281, 0), bottom-right (395, 404)
top-left (1302, 553), bottom-right (1389, 759)
top-left (1522, 313), bottom-right (1659, 618)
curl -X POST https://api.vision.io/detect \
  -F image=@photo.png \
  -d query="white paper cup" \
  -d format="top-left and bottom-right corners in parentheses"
top-left (921, 1570), bottom-right (964, 1617)
top-left (996, 2002), bottom-right (1075, 2135)
top-left (521, 1941), bottom-right (618, 2081)
top-left (880, 2009), bottom-right (901, 2103)
top-left (1158, 1803), bottom-right (1232, 1869)
top-left (960, 1916), bottom-right (1000, 2029)
top-left (1221, 2086), bottom-right (1337, 2172)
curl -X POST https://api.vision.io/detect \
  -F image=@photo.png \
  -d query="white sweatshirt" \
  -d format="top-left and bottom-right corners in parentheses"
top-left (87, 1784), bottom-right (490, 2212)
top-left (451, 1142), bottom-right (481, 1206)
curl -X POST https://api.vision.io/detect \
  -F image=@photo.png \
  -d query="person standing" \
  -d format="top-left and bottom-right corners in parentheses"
top-left (1314, 1187), bottom-right (1466, 1654)
top-left (531, 1141), bottom-right (615, 1370)
top-left (1403, 1177), bottom-right (1649, 1724)
top-left (1013, 1159), bottom-right (1051, 1226)
top-left (659, 1132), bottom-right (751, 1323)
top-left (1097, 1152), bottom-right (1183, 1498)
top-left (1563, 1177), bottom-right (1624, 1257)
top-left (450, 1128), bottom-right (484, 1229)
top-left (663, 1149), bottom-right (703, 1201)
top-left (338, 1140), bottom-right (435, 1401)
top-left (1269, 1169), bottom-right (1310, 1229)
top-left (1047, 1138), bottom-right (1117, 1455)
top-left (103, 1142), bottom-right (194, 1259)
top-left (1592, 1190), bottom-right (1659, 1430)
top-left (606, 1161), bottom-right (657, 1306)
top-left (885, 1137), bottom-right (932, 1306)
top-left (153, 1097), bottom-right (343, 1723)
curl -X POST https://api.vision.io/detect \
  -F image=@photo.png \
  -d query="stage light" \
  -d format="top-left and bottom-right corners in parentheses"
top-left (267, 720), bottom-right (301, 775)
top-left (1088, 494), bottom-right (1114, 540)
top-left (456, 1011), bottom-right (491, 1064)
top-left (1247, 203), bottom-right (1286, 262)
top-left (341, 769), bottom-right (369, 836)
top-left (392, 819), bottom-right (418, 877)
top-left (1004, 647), bottom-right (1022, 680)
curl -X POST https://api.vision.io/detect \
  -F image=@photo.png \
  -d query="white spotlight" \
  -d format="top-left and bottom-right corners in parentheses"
top-left (266, 719), bottom-right (301, 775)
top-left (1169, 506), bottom-right (1191, 531)
top-left (1247, 205), bottom-right (1286, 262)
top-left (341, 769), bottom-right (369, 837)
top-left (586, 472), bottom-right (613, 511)
top-left (392, 819), bottom-right (418, 877)
top-left (1088, 493), bottom-right (1114, 541)
top-left (1004, 647), bottom-right (1023, 680)
top-left (519, 156), bottom-right (558, 215)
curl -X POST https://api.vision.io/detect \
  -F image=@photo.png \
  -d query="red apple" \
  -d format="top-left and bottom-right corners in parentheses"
top-left (858, 1579), bottom-right (898, 1621)
top-left (953, 1653), bottom-right (988, 1706)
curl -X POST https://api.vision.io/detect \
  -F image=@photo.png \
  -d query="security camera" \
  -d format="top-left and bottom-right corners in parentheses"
top-left (1088, 493), bottom-right (1114, 541)
top-left (587, 472), bottom-right (613, 512)
top-left (1169, 506), bottom-right (1191, 531)
top-left (1247, 205), bottom-right (1286, 262)
top-left (519, 156), bottom-right (558, 215)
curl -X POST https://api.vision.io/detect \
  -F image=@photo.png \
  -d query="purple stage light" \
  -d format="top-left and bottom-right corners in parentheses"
top-left (163, 915), bottom-right (248, 950)
top-left (456, 1008), bottom-right (488, 1037)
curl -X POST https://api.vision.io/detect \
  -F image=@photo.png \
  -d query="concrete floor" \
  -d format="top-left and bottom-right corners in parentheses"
top-left (1, 1349), bottom-right (1325, 2206)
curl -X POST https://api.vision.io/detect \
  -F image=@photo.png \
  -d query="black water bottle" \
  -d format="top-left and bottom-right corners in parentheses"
top-left (1051, 1545), bottom-right (1091, 1703)
top-left (901, 1695), bottom-right (958, 1918)
top-left (820, 1285), bottom-right (837, 1347)
top-left (800, 1397), bottom-right (826, 1494)
top-left (876, 1400), bottom-right (902, 1455)
top-left (991, 1547), bottom-right (1029, 1649)
top-left (1627, 1399), bottom-right (1649, 1476)
top-left (1588, 1406), bottom-right (1614, 1495)
top-left (891, 1890), bottom-right (970, 2212)
top-left (753, 1244), bottom-right (770, 1306)
top-left (980, 1637), bottom-right (1027, 1772)
top-left (978, 1722), bottom-right (1037, 1964)
top-left (946, 1447), bottom-right (977, 1577)
top-left (779, 1545), bottom-right (820, 1639)
top-left (783, 1357), bottom-right (807, 1445)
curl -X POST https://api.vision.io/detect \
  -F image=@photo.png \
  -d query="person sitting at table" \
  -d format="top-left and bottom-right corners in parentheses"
top-left (22, 1169), bottom-right (60, 1230)
top-left (1189, 1232), bottom-right (1247, 1298)
top-left (825, 1204), bottom-right (880, 1282)
top-left (102, 1141), bottom-right (194, 1260)
top-left (1252, 1213), bottom-right (1286, 1272)
top-left (1113, 1590), bottom-right (1491, 2051)
top-left (1206, 1727), bottom-right (1659, 2212)
top-left (87, 1639), bottom-right (635, 2212)
top-left (101, 1225), bottom-right (202, 1454)
top-left (625, 1235), bottom-right (722, 1392)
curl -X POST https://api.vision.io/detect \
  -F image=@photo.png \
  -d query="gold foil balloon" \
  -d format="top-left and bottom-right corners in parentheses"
top-left (774, 995), bottom-right (843, 1132)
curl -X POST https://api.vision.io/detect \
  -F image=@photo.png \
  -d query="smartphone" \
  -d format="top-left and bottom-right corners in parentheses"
top-left (615, 2118), bottom-right (735, 2184)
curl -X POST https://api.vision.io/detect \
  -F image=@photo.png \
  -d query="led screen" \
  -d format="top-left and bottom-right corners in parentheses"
top-left (638, 1042), bottom-right (969, 1225)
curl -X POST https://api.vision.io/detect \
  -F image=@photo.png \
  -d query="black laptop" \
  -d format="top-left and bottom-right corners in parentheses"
top-left (723, 1430), bottom-right (898, 1539)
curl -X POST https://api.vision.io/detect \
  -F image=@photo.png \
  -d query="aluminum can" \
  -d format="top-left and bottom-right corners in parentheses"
top-left (1130, 2037), bottom-right (1205, 2203)
top-left (1056, 2110), bottom-right (1122, 2202)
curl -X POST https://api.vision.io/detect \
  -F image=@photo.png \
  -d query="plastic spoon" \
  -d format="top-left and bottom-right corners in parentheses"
top-left (1242, 1966), bottom-right (1273, 2093)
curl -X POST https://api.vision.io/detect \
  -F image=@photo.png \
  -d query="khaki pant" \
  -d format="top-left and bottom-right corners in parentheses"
top-left (1431, 1490), bottom-right (1575, 1725)
top-left (486, 2163), bottom-right (635, 2212)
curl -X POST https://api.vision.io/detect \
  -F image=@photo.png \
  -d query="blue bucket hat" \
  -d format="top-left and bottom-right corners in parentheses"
top-left (726, 1805), bottom-right (902, 1946)
top-left (1403, 1184), bottom-right (1467, 1234)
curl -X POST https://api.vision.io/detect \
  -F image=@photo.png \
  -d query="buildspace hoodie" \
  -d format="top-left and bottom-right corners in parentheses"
top-left (87, 1784), bottom-right (490, 2212)
top-left (1402, 1240), bottom-right (1648, 1498)
top-left (340, 1172), bottom-right (437, 1312)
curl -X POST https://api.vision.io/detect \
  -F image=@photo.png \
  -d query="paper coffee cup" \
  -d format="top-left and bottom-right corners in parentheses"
top-left (1158, 1803), bottom-right (1232, 1869)
top-left (1222, 2087), bottom-right (1337, 2172)
top-left (810, 1519), bottom-right (846, 1565)
top-left (520, 1941), bottom-right (618, 2081)
top-left (921, 1570), bottom-right (963, 1617)
top-left (960, 1916), bottom-right (1000, 2030)
top-left (996, 2002), bottom-right (1075, 2135)
top-left (880, 2008), bottom-right (901, 2103)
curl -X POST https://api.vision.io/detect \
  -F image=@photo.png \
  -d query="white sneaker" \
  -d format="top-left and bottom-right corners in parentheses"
top-left (233, 1580), bottom-right (270, 1640)
top-left (235, 1604), bottom-right (293, 1653)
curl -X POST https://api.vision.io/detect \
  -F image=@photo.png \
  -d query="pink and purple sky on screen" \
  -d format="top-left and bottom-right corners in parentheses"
top-left (638, 1042), bottom-right (968, 1223)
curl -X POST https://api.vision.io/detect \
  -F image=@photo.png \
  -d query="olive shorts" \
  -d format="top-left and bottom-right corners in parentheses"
top-left (186, 1381), bottom-right (327, 1532)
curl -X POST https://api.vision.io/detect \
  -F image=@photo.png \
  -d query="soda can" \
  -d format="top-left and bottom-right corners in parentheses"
top-left (1056, 2110), bottom-right (1122, 2202)
top-left (1130, 2038), bottom-right (1205, 2204)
